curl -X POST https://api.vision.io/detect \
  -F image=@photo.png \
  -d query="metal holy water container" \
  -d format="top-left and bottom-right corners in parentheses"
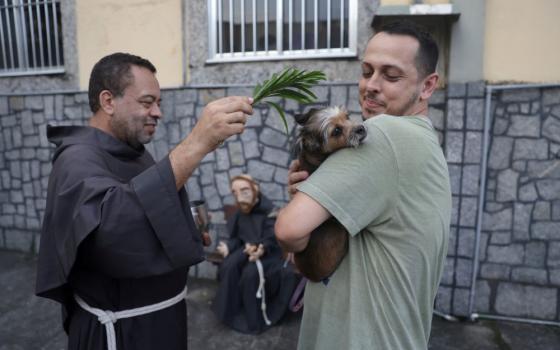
top-left (190, 200), bottom-right (209, 233)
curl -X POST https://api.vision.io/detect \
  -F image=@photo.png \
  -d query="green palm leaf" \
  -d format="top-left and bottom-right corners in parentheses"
top-left (252, 67), bottom-right (327, 134)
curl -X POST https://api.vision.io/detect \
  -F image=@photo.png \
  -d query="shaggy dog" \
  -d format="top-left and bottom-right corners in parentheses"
top-left (292, 106), bottom-right (367, 282)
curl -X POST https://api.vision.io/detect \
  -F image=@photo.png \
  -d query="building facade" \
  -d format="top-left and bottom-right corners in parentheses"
top-left (1, 0), bottom-right (560, 325)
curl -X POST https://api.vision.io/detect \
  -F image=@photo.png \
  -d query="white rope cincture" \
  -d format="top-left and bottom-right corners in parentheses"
top-left (74, 286), bottom-right (188, 350)
top-left (255, 258), bottom-right (272, 326)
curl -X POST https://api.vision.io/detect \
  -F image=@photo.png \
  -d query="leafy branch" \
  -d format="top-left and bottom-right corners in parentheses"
top-left (252, 67), bottom-right (327, 134)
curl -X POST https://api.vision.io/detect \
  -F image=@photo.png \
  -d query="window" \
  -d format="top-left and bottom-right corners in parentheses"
top-left (207, 0), bottom-right (358, 63)
top-left (0, 0), bottom-right (64, 77)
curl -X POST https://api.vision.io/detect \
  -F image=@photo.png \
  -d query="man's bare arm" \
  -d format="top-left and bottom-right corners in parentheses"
top-left (275, 192), bottom-right (331, 252)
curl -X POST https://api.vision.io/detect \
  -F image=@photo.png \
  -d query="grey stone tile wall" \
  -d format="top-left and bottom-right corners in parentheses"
top-left (1, 83), bottom-right (559, 323)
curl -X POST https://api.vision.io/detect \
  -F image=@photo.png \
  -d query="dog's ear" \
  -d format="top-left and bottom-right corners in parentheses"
top-left (292, 134), bottom-right (304, 157)
top-left (294, 108), bottom-right (318, 125)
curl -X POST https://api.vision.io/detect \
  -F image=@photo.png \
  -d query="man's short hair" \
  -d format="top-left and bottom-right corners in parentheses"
top-left (378, 20), bottom-right (439, 78)
top-left (88, 52), bottom-right (157, 113)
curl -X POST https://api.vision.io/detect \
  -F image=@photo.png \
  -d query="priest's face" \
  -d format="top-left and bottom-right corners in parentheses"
top-left (111, 65), bottom-right (162, 149)
top-left (231, 179), bottom-right (258, 214)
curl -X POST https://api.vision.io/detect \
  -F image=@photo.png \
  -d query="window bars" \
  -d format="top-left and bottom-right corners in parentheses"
top-left (0, 0), bottom-right (64, 77)
top-left (207, 0), bottom-right (357, 63)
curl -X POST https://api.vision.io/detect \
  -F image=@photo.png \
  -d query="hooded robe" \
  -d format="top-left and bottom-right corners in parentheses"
top-left (36, 125), bottom-right (204, 350)
top-left (212, 195), bottom-right (297, 334)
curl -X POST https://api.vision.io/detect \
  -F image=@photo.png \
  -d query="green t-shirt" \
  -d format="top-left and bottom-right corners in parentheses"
top-left (297, 115), bottom-right (451, 350)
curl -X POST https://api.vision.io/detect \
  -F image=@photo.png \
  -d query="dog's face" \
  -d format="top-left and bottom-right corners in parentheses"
top-left (294, 106), bottom-right (367, 155)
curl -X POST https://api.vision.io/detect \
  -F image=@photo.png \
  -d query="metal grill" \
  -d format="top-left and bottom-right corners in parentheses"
top-left (207, 0), bottom-right (357, 63)
top-left (0, 0), bottom-right (64, 77)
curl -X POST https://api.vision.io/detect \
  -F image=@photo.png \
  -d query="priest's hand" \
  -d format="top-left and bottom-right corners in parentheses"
top-left (169, 96), bottom-right (253, 189)
top-left (216, 241), bottom-right (229, 258)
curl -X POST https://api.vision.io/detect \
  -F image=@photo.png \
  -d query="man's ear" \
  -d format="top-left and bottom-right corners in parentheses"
top-left (99, 90), bottom-right (115, 115)
top-left (419, 73), bottom-right (439, 101)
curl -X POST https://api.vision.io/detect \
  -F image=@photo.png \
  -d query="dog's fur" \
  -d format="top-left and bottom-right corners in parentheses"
top-left (292, 106), bottom-right (367, 282)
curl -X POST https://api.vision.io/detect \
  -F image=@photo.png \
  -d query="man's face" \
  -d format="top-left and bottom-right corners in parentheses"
top-left (359, 32), bottom-right (424, 119)
top-left (231, 179), bottom-right (257, 214)
top-left (111, 65), bottom-right (162, 149)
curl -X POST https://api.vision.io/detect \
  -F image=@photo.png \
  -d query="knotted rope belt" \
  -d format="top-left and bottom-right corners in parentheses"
top-left (255, 259), bottom-right (272, 326)
top-left (74, 286), bottom-right (188, 350)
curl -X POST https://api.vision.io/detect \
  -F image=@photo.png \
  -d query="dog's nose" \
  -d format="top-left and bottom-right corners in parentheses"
top-left (355, 125), bottom-right (367, 141)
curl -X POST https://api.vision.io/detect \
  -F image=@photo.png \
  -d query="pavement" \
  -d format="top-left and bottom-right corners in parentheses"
top-left (1, 250), bottom-right (560, 350)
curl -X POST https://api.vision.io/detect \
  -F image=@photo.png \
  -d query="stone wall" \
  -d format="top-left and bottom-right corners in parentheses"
top-left (1, 83), bottom-right (559, 323)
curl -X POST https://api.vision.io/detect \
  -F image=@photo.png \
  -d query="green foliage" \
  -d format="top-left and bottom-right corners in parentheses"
top-left (252, 67), bottom-right (327, 134)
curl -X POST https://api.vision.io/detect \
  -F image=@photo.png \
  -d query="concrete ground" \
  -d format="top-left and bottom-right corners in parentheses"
top-left (1, 250), bottom-right (560, 350)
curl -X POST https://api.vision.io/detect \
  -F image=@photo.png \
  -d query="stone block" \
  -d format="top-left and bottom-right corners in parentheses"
top-left (452, 288), bottom-right (470, 316)
top-left (464, 132), bottom-right (482, 164)
top-left (495, 282), bottom-right (557, 320)
top-left (533, 201), bottom-right (551, 220)
top-left (466, 99), bottom-right (484, 131)
top-left (246, 108), bottom-right (263, 127)
top-left (25, 96), bottom-right (44, 110)
top-left (13, 128), bottom-right (22, 147)
top-left (455, 258), bottom-right (473, 287)
top-left (536, 179), bottom-right (560, 200)
top-left (448, 165), bottom-right (461, 195)
top-left (215, 147), bottom-right (230, 171)
top-left (228, 141), bottom-right (244, 167)
top-left (214, 172), bottom-right (230, 197)
top-left (186, 178), bottom-right (202, 201)
top-left (448, 83), bottom-right (466, 98)
top-left (490, 232), bottom-right (511, 245)
top-left (548, 242), bottom-right (560, 268)
top-left (266, 109), bottom-right (295, 134)
top-left (507, 115), bottom-right (541, 137)
top-left (5, 229), bottom-right (33, 252)
top-left (496, 169), bottom-right (519, 202)
top-left (511, 267), bottom-right (548, 285)
top-left (247, 160), bottom-right (275, 182)
top-left (330, 85), bottom-right (347, 107)
top-left (467, 81), bottom-right (486, 98)
top-left (274, 167), bottom-right (288, 184)
top-left (260, 182), bottom-right (285, 201)
top-left (430, 89), bottom-right (446, 104)
top-left (0, 96), bottom-right (8, 115)
top-left (542, 88), bottom-right (560, 105)
top-left (262, 147), bottom-right (290, 167)
top-left (524, 241), bottom-right (546, 267)
top-left (64, 106), bottom-right (82, 120)
top-left (243, 139), bottom-right (261, 159)
top-left (451, 196), bottom-right (459, 225)
top-left (513, 203), bottom-right (532, 240)
top-left (512, 160), bottom-right (526, 172)
top-left (435, 286), bottom-right (452, 314)
top-left (445, 131), bottom-right (464, 163)
top-left (542, 116), bottom-right (560, 143)
top-left (501, 89), bottom-right (540, 102)
top-left (347, 85), bottom-right (361, 113)
top-left (459, 197), bottom-right (478, 227)
top-left (43, 95), bottom-right (54, 120)
top-left (259, 128), bottom-right (287, 148)
top-left (551, 269), bottom-right (560, 286)
top-left (447, 227), bottom-right (457, 256)
top-left (9, 96), bottom-right (24, 111)
top-left (487, 244), bottom-right (524, 264)
top-left (447, 99), bottom-right (465, 129)
top-left (553, 201), bottom-right (560, 220)
top-left (202, 185), bottom-right (222, 211)
top-left (457, 228), bottom-right (475, 258)
top-left (440, 257), bottom-right (455, 285)
top-left (199, 164), bottom-right (214, 186)
top-left (531, 221), bottom-right (560, 240)
top-left (480, 263), bottom-right (510, 279)
top-left (513, 138), bottom-right (549, 160)
top-left (488, 137), bottom-right (513, 170)
top-left (428, 107), bottom-right (444, 130)
top-left (527, 160), bottom-right (560, 179)
top-left (175, 89), bottom-right (197, 104)
top-left (461, 165), bottom-right (480, 195)
top-left (473, 280), bottom-right (491, 313)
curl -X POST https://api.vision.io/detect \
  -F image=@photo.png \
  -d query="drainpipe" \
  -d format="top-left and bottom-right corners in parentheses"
top-left (467, 82), bottom-right (560, 327)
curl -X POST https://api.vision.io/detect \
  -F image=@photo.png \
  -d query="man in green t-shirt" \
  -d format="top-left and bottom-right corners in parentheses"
top-left (275, 21), bottom-right (452, 350)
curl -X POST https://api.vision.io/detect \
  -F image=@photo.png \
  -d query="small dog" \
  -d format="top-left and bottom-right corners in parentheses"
top-left (292, 106), bottom-right (367, 282)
